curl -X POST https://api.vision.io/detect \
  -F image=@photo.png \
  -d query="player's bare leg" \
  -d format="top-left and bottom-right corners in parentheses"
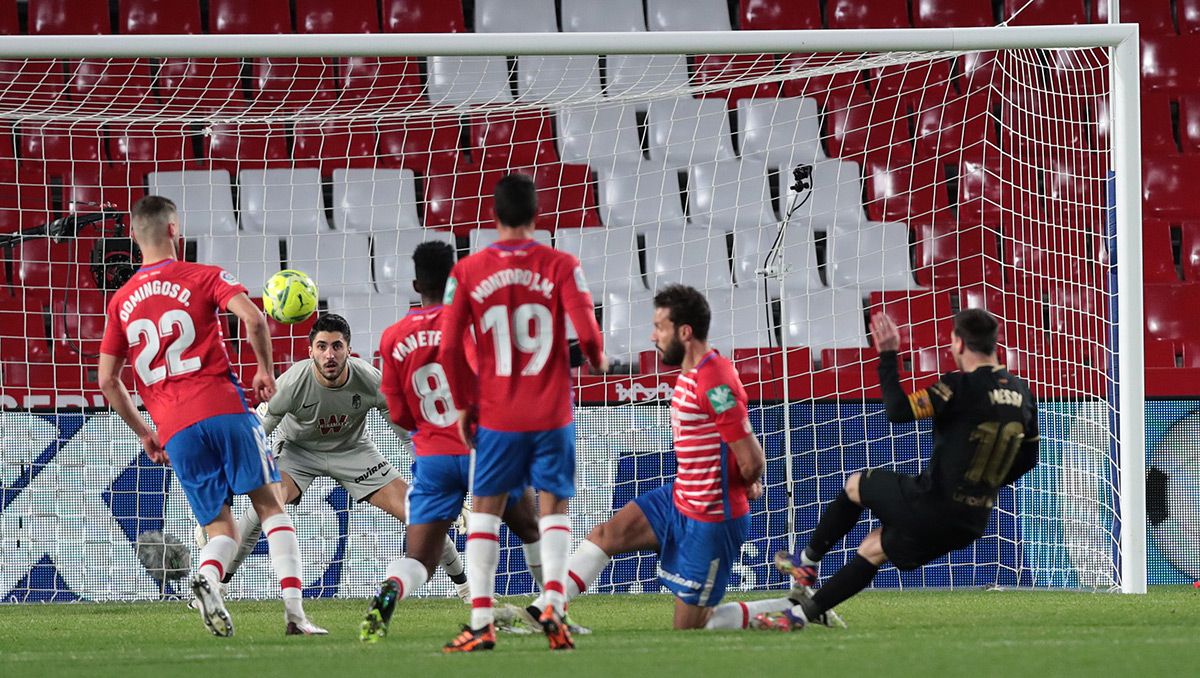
top-left (248, 482), bottom-right (327, 636)
top-left (366, 477), bottom-right (470, 600)
top-left (361, 518), bottom-right (454, 642)
top-left (443, 493), bottom-right (506, 653)
top-left (191, 505), bottom-right (238, 637)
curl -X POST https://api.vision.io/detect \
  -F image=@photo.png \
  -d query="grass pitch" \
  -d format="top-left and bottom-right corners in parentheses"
top-left (2, 588), bottom-right (1197, 677)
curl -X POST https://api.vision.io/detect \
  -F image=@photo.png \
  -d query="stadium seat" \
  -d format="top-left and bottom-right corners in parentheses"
top-left (782, 288), bottom-right (869, 351)
top-left (690, 54), bottom-right (780, 101)
top-left (1179, 222), bottom-right (1200, 281)
top-left (28, 0), bottom-right (110, 34)
top-left (687, 159), bottom-right (776, 231)
top-left (1184, 0), bottom-right (1200, 34)
top-left (826, 221), bottom-right (921, 291)
top-left (604, 291), bottom-right (655, 365)
top-left (470, 111), bottom-right (559, 171)
top-left (204, 122), bottom-right (289, 175)
top-left (912, 89), bottom-right (996, 161)
top-left (120, 0), bottom-right (202, 34)
top-left (913, 0), bottom-right (994, 28)
top-left (209, 0), bottom-right (291, 33)
top-left (787, 158), bottom-right (867, 228)
top-left (339, 57), bottom-right (424, 107)
top-left (239, 169), bottom-right (330, 235)
top-left (426, 56), bottom-right (513, 105)
top-left (827, 0), bottom-right (910, 29)
top-left (332, 168), bottom-right (420, 232)
top-left (251, 58), bottom-right (337, 108)
top-left (1003, 0), bottom-right (1086, 25)
top-left (864, 157), bottom-right (951, 224)
top-left (0, 0), bottom-right (16, 34)
top-left (644, 226), bottom-right (733, 291)
top-left (1146, 339), bottom-right (1178, 368)
top-left (562, 0), bottom-right (646, 31)
top-left (0, 59), bottom-right (63, 108)
top-left (912, 222), bottom-right (1000, 288)
top-left (296, 0), bottom-right (379, 33)
top-left (646, 0), bottom-right (732, 31)
top-left (109, 122), bottom-right (196, 180)
top-left (958, 50), bottom-right (999, 95)
top-left (383, 0), bottom-right (466, 32)
top-left (64, 167), bottom-right (145, 217)
top-left (871, 61), bottom-right (954, 101)
top-left (526, 162), bottom-right (602, 230)
top-left (556, 103), bottom-right (644, 172)
top-left (646, 97), bottom-right (736, 168)
top-left (1178, 94), bottom-right (1200, 153)
top-left (1093, 0), bottom-right (1174, 35)
top-left (1141, 93), bottom-right (1177, 155)
top-left (422, 162), bottom-right (488, 233)
top-left (597, 163), bottom-right (688, 232)
top-left (287, 232), bottom-right (374, 297)
top-left (195, 233), bottom-right (283, 294)
top-left (706, 287), bottom-right (776, 353)
top-left (822, 91), bottom-right (912, 163)
top-left (52, 289), bottom-right (107, 362)
top-left (556, 225), bottom-right (646, 296)
top-left (17, 120), bottom-right (105, 177)
top-left (156, 58), bottom-right (244, 111)
top-left (740, 0), bottom-right (821, 30)
top-left (738, 97), bottom-right (823, 168)
top-left (606, 55), bottom-right (690, 107)
top-left (325, 295), bottom-right (406, 360)
top-left (377, 117), bottom-right (462, 173)
top-left (518, 55), bottom-right (603, 104)
top-left (469, 228), bottom-right (552, 252)
top-left (372, 228), bottom-right (456, 298)
top-left (148, 170), bottom-right (238, 235)
top-left (957, 153), bottom-right (1042, 227)
top-left (477, 0), bottom-right (558, 32)
top-left (1143, 156), bottom-right (1200, 220)
top-left (866, 290), bottom-right (955, 350)
top-left (11, 238), bottom-right (69, 302)
top-left (291, 120), bottom-right (378, 174)
top-left (1046, 46), bottom-right (1109, 101)
top-left (779, 56), bottom-right (867, 105)
top-left (731, 222), bottom-right (824, 292)
top-left (64, 59), bottom-right (155, 111)
top-left (1140, 36), bottom-right (1198, 92)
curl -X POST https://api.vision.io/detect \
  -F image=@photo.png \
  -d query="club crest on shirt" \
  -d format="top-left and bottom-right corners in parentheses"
top-left (352, 394), bottom-right (362, 409)
top-left (443, 277), bottom-right (457, 304)
top-left (707, 385), bottom-right (735, 414)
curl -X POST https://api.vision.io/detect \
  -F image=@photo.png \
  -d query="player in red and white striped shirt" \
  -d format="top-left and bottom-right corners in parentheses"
top-left (529, 284), bottom-right (804, 630)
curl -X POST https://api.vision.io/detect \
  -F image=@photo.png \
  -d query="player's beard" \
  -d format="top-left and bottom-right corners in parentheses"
top-left (316, 356), bottom-right (347, 382)
top-left (657, 332), bottom-right (686, 367)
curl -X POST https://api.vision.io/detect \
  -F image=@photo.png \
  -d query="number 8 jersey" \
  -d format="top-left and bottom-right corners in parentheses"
top-left (100, 260), bottom-right (252, 445)
top-left (440, 239), bottom-right (604, 433)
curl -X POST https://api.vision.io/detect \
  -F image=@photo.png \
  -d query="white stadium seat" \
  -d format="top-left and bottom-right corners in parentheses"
top-left (604, 290), bottom-right (655, 365)
top-left (556, 225), bottom-right (645, 296)
top-left (562, 0), bottom-right (646, 31)
top-left (643, 226), bottom-right (732, 291)
top-left (598, 162), bottom-right (687, 233)
top-left (325, 294), bottom-right (406, 359)
top-left (149, 170), bottom-right (237, 235)
top-left (687, 159), bottom-right (776, 231)
top-left (332, 168), bottom-right (420, 232)
top-left (476, 0), bottom-right (558, 32)
top-left (827, 221), bottom-right (921, 291)
top-left (195, 233), bottom-right (282, 294)
top-left (646, 97), bottom-right (735, 168)
top-left (517, 55), bottom-right (602, 103)
top-left (426, 56), bottom-right (512, 105)
top-left (287, 231), bottom-right (374, 297)
top-left (782, 288), bottom-right (869, 351)
top-left (732, 223), bottom-right (824, 292)
top-left (739, 97), bottom-right (824, 168)
top-left (606, 54), bottom-right (690, 105)
top-left (706, 287), bottom-right (777, 353)
top-left (787, 158), bottom-right (867, 229)
top-left (646, 0), bottom-right (732, 31)
top-left (469, 228), bottom-right (552, 252)
top-left (556, 103), bottom-right (643, 171)
top-left (372, 228), bottom-right (456, 302)
top-left (238, 168), bottom-right (328, 235)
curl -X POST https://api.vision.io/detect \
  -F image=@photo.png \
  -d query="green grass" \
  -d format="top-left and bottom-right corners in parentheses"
top-left (3, 589), bottom-right (1199, 677)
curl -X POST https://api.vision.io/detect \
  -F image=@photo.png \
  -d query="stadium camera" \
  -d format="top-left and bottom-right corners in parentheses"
top-left (790, 164), bottom-right (813, 194)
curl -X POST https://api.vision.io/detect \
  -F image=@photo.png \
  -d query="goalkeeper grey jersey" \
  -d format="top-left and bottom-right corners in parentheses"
top-left (261, 357), bottom-right (392, 453)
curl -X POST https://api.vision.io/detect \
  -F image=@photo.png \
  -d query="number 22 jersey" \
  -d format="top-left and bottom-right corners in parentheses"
top-left (99, 259), bottom-right (251, 445)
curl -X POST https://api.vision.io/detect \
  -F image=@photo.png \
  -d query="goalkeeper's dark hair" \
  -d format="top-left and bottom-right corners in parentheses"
top-left (412, 240), bottom-right (456, 300)
top-left (493, 173), bottom-right (538, 227)
top-left (653, 284), bottom-right (711, 341)
top-left (309, 313), bottom-right (351, 346)
top-left (953, 308), bottom-right (999, 355)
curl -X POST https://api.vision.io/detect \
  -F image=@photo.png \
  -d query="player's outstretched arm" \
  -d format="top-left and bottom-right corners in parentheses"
top-left (227, 293), bottom-right (276, 402)
top-left (98, 353), bottom-right (166, 464)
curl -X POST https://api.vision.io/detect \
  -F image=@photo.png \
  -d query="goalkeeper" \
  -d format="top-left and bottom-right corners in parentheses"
top-left (774, 309), bottom-right (1040, 627)
top-left (204, 314), bottom-right (471, 600)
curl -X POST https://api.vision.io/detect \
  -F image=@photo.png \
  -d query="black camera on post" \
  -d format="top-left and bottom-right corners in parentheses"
top-left (791, 164), bottom-right (813, 194)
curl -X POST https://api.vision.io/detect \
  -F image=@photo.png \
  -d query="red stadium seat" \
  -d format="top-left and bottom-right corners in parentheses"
top-left (1180, 222), bottom-right (1200, 281)
top-left (823, 90), bottom-right (913, 163)
top-left (912, 222), bottom-right (1001, 288)
top-left (691, 54), bottom-right (780, 101)
top-left (423, 161), bottom-right (487, 234)
top-left (378, 118), bottom-right (462, 173)
top-left (1184, 0), bottom-right (1200, 34)
top-left (17, 120), bottom-right (105, 177)
top-left (209, 0), bottom-right (291, 33)
top-left (65, 59), bottom-right (155, 111)
top-left (251, 58), bottom-right (338, 108)
top-left (1003, 0), bottom-right (1086, 25)
top-left (1178, 94), bottom-right (1200, 153)
top-left (914, 0), bottom-right (994, 28)
top-left (1141, 92), bottom-right (1178, 154)
top-left (64, 166), bottom-right (146, 216)
top-left (0, 0), bottom-right (18, 34)
top-left (1144, 155), bottom-right (1200, 220)
top-left (864, 157), bottom-right (951, 224)
top-left (867, 290), bottom-right (956, 350)
top-left (156, 58), bottom-right (245, 111)
top-left (526, 162), bottom-right (602, 230)
top-left (958, 50), bottom-right (999, 94)
top-left (291, 121), bottom-right (378, 174)
top-left (204, 123), bottom-right (289, 175)
top-left (1145, 219), bottom-right (1180, 283)
top-left (913, 90), bottom-right (996, 162)
top-left (52, 288), bottom-right (108, 362)
top-left (1145, 285), bottom-right (1200, 343)
top-left (1145, 339), bottom-right (1178, 368)
top-left (739, 0), bottom-right (821, 30)
top-left (957, 152), bottom-right (1041, 227)
top-left (0, 60), bottom-right (64, 108)
top-left (1141, 36), bottom-right (1200, 92)
top-left (470, 111), bottom-right (559, 171)
top-left (108, 123), bottom-right (197, 182)
top-left (119, 0), bottom-right (202, 34)
top-left (779, 57), bottom-right (865, 105)
top-left (871, 60), bottom-right (953, 101)
top-left (296, 0), bottom-right (379, 33)
top-left (1094, 0), bottom-right (1174, 36)
top-left (28, 0), bottom-right (111, 34)
top-left (383, 0), bottom-right (466, 32)
top-left (827, 0), bottom-right (910, 29)
top-left (339, 57), bottom-right (424, 106)
top-left (1182, 340), bottom-right (1200, 367)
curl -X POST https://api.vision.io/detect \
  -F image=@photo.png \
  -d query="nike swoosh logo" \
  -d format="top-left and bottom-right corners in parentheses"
top-left (301, 403), bottom-right (317, 409)
top-left (381, 469), bottom-right (390, 476)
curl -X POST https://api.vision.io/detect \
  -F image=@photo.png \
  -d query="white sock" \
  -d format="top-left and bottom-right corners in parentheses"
top-left (466, 512), bottom-right (501, 629)
top-left (263, 512), bottom-right (305, 622)
top-left (800, 549), bottom-right (819, 568)
top-left (522, 539), bottom-right (544, 589)
top-left (705, 598), bottom-right (794, 630)
top-left (538, 514), bottom-right (572, 610)
top-left (227, 505), bottom-right (262, 580)
top-left (534, 539), bottom-right (609, 610)
top-left (385, 557), bottom-right (429, 600)
top-left (439, 535), bottom-right (465, 579)
top-left (196, 534), bottom-right (237, 585)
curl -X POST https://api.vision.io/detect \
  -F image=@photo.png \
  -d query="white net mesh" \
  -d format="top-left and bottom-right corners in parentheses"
top-left (0, 42), bottom-right (1124, 602)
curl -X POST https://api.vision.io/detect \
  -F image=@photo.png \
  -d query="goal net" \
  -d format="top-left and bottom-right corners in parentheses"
top-left (0, 27), bottom-right (1144, 602)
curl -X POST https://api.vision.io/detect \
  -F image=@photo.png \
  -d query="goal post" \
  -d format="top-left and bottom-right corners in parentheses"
top-left (0, 24), bottom-right (1145, 601)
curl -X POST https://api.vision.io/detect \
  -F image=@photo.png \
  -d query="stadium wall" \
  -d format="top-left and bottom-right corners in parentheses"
top-left (0, 400), bottom-right (1189, 602)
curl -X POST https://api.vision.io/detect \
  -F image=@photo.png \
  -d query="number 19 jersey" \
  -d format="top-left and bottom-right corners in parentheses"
top-left (99, 259), bottom-right (251, 445)
top-left (440, 239), bottom-right (604, 433)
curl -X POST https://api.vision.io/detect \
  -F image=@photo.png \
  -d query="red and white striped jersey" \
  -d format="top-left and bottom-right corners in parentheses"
top-left (670, 350), bottom-right (754, 523)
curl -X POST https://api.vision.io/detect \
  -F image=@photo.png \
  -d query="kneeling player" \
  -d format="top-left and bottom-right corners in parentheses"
top-left (773, 310), bottom-right (1040, 627)
top-left (361, 241), bottom-right (543, 642)
top-left (529, 285), bottom-right (801, 630)
top-left (213, 313), bottom-right (470, 600)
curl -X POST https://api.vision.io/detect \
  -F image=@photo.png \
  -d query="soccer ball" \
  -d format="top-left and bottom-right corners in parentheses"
top-left (263, 269), bottom-right (319, 324)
